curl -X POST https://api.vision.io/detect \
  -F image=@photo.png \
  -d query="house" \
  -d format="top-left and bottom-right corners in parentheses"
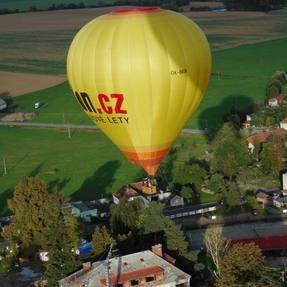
top-left (267, 95), bottom-right (284, 107)
top-left (163, 201), bottom-right (218, 219)
top-left (273, 197), bottom-right (287, 209)
top-left (246, 128), bottom-right (287, 153)
top-left (67, 198), bottom-right (111, 222)
top-left (256, 192), bottom-right (273, 208)
top-left (59, 244), bottom-right (191, 287)
top-left (256, 188), bottom-right (281, 198)
top-left (282, 172), bottom-right (287, 196)
top-left (113, 181), bottom-right (171, 207)
top-left (280, 117), bottom-right (287, 131)
top-left (241, 114), bottom-right (255, 129)
top-left (113, 183), bottom-right (153, 207)
top-left (170, 195), bottom-right (184, 207)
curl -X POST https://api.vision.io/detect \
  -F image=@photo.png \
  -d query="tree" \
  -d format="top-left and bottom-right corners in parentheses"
top-left (44, 191), bottom-right (80, 287)
top-left (3, 177), bottom-right (53, 248)
top-left (211, 123), bottom-right (248, 179)
top-left (92, 226), bottom-right (113, 257)
top-left (64, 214), bottom-right (81, 251)
top-left (260, 135), bottom-right (286, 175)
top-left (215, 242), bottom-right (265, 287)
top-left (175, 163), bottom-right (192, 185)
top-left (110, 198), bottom-right (144, 235)
top-left (224, 181), bottom-right (241, 208)
top-left (164, 222), bottom-right (188, 256)
top-left (189, 163), bottom-right (207, 191)
top-left (223, 0), bottom-right (287, 11)
top-left (180, 186), bottom-right (193, 201)
top-left (141, 202), bottom-right (169, 235)
top-left (208, 174), bottom-right (226, 194)
top-left (204, 225), bottom-right (229, 278)
top-left (141, 202), bottom-right (191, 258)
top-left (176, 163), bottom-right (207, 191)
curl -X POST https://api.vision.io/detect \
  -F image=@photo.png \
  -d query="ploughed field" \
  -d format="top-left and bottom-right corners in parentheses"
top-left (0, 7), bottom-right (287, 76)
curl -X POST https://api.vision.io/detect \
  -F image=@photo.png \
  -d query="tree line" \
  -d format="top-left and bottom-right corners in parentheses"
top-left (223, 0), bottom-right (287, 11)
top-left (0, 0), bottom-right (190, 15)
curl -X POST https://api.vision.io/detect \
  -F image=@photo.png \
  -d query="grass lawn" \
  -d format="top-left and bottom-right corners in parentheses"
top-left (0, 126), bottom-right (142, 215)
top-left (0, 126), bottom-right (208, 215)
top-left (0, 0), bottom-right (117, 11)
top-left (190, 37), bottom-right (287, 129)
top-left (11, 37), bottom-right (287, 129)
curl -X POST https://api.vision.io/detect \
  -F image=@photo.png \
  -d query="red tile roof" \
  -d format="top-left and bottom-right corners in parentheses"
top-left (232, 235), bottom-right (287, 251)
top-left (246, 128), bottom-right (287, 144)
top-left (100, 266), bottom-right (164, 285)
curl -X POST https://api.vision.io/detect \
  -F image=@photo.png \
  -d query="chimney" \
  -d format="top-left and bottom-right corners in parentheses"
top-left (152, 244), bottom-right (163, 257)
top-left (82, 262), bottom-right (92, 272)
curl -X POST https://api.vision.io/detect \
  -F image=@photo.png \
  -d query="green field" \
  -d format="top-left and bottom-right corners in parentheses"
top-left (191, 37), bottom-right (287, 128)
top-left (0, 0), bottom-right (116, 11)
top-left (0, 126), bottom-right (209, 215)
top-left (11, 37), bottom-right (287, 129)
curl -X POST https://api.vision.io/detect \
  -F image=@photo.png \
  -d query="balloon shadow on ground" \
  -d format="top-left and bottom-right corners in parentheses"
top-left (198, 94), bottom-right (255, 142)
top-left (72, 160), bottom-right (121, 201)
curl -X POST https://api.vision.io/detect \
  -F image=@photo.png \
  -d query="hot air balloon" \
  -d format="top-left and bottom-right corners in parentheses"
top-left (67, 7), bottom-right (211, 176)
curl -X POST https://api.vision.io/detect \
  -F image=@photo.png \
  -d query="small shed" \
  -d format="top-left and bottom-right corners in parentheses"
top-left (273, 197), bottom-right (287, 209)
top-left (170, 195), bottom-right (184, 207)
top-left (268, 95), bottom-right (284, 107)
top-left (70, 201), bottom-right (98, 222)
top-left (256, 192), bottom-right (272, 207)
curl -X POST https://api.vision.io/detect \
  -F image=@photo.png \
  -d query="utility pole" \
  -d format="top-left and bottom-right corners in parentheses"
top-left (105, 243), bottom-right (113, 287)
top-left (3, 157), bottom-right (7, 175)
top-left (67, 123), bottom-right (71, 139)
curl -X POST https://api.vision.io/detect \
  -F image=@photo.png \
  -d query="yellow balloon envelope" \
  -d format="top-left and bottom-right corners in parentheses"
top-left (67, 7), bottom-right (211, 176)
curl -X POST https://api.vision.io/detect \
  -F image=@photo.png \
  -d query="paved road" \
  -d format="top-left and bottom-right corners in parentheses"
top-left (186, 220), bottom-right (287, 249)
top-left (0, 121), bottom-right (205, 135)
top-left (0, 120), bottom-right (272, 136)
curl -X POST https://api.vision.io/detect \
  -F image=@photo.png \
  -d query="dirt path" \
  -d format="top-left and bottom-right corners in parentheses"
top-left (0, 71), bottom-right (66, 97)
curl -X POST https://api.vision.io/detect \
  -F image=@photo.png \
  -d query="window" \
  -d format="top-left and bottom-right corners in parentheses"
top-left (116, 284), bottom-right (123, 287)
top-left (130, 279), bottom-right (140, 286)
top-left (146, 276), bottom-right (155, 282)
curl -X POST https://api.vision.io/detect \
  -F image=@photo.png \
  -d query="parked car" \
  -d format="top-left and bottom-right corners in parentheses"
top-left (205, 212), bottom-right (217, 220)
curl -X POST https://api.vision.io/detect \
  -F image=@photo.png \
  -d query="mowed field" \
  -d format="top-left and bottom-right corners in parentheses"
top-left (0, 126), bottom-right (209, 215)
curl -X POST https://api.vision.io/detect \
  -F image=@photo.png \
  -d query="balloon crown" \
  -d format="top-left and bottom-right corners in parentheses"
top-left (110, 7), bottom-right (161, 15)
